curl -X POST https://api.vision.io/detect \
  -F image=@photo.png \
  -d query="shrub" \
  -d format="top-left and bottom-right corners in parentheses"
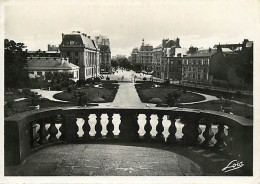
top-left (5, 99), bottom-right (14, 109)
top-left (69, 79), bottom-right (76, 85)
top-left (94, 77), bottom-right (101, 82)
top-left (4, 100), bottom-right (16, 117)
top-left (183, 88), bottom-right (187, 94)
top-left (53, 84), bottom-right (62, 91)
top-left (86, 78), bottom-right (92, 84)
top-left (143, 77), bottom-right (147, 81)
top-left (22, 88), bottom-right (32, 97)
top-left (106, 76), bottom-right (110, 81)
top-left (164, 79), bottom-right (170, 86)
top-left (61, 81), bottom-right (69, 88)
top-left (67, 87), bottom-right (72, 93)
top-left (30, 92), bottom-right (41, 106)
top-left (74, 91), bottom-right (88, 106)
top-left (76, 79), bottom-right (86, 86)
top-left (166, 92), bottom-right (181, 107)
top-left (236, 91), bottom-right (242, 97)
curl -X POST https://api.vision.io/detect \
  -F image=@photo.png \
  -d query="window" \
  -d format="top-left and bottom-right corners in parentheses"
top-left (29, 71), bottom-right (34, 75)
top-left (70, 41), bottom-right (75, 45)
top-left (75, 51), bottom-right (78, 56)
top-left (198, 74), bottom-right (200, 79)
top-left (198, 68), bottom-right (201, 72)
top-left (37, 71), bottom-right (42, 76)
top-left (67, 51), bottom-right (70, 57)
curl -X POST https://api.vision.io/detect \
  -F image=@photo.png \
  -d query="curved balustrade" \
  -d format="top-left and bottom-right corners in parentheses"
top-left (5, 106), bottom-right (253, 172)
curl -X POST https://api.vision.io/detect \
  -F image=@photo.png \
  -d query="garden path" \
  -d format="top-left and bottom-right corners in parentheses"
top-left (31, 89), bottom-right (68, 103)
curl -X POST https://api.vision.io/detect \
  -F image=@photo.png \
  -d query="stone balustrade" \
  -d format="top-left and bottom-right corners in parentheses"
top-left (5, 106), bottom-right (253, 172)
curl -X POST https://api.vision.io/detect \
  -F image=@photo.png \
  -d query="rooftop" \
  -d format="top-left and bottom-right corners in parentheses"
top-left (61, 32), bottom-right (99, 50)
top-left (27, 58), bottom-right (79, 70)
top-left (187, 48), bottom-right (218, 57)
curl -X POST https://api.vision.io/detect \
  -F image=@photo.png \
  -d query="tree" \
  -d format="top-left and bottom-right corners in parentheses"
top-left (111, 59), bottom-right (119, 68)
top-left (166, 92), bottom-right (181, 107)
top-left (4, 39), bottom-right (30, 89)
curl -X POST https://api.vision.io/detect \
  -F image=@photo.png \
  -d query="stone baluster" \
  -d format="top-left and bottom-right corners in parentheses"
top-left (119, 111), bottom-right (139, 141)
top-left (215, 124), bottom-right (227, 149)
top-left (133, 113), bottom-right (140, 141)
top-left (63, 113), bottom-right (78, 143)
top-left (95, 112), bottom-right (102, 139)
top-left (167, 114), bottom-right (177, 144)
top-left (181, 114), bottom-right (202, 145)
top-left (155, 113), bottom-right (164, 142)
top-left (59, 123), bottom-right (65, 141)
top-left (48, 116), bottom-right (58, 142)
top-left (226, 126), bottom-right (233, 156)
top-left (143, 113), bottom-right (152, 141)
top-left (82, 113), bottom-right (91, 140)
top-left (58, 115), bottom-right (65, 141)
top-left (31, 122), bottom-right (39, 148)
top-left (106, 112), bottom-right (114, 139)
top-left (37, 119), bottom-right (48, 145)
top-left (202, 123), bottom-right (214, 147)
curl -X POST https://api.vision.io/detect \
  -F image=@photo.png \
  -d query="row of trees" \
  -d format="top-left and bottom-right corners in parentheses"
top-left (111, 57), bottom-right (143, 72)
top-left (4, 39), bottom-right (77, 91)
top-left (5, 39), bottom-right (30, 89)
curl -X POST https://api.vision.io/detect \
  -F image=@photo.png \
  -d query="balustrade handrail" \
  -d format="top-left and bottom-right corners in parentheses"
top-left (5, 106), bottom-right (253, 172)
top-left (5, 106), bottom-right (252, 126)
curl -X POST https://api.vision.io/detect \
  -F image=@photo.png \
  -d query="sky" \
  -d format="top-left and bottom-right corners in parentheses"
top-left (3, 0), bottom-right (260, 57)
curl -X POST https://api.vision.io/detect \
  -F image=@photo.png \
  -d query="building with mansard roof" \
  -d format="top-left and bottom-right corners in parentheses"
top-left (59, 31), bottom-right (100, 80)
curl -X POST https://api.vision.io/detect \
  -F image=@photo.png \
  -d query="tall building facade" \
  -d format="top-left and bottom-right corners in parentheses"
top-left (164, 48), bottom-right (189, 81)
top-left (182, 47), bottom-right (225, 84)
top-left (138, 39), bottom-right (153, 71)
top-left (152, 38), bottom-right (181, 79)
top-left (131, 48), bottom-right (139, 64)
top-left (95, 35), bottom-right (111, 73)
top-left (59, 31), bottom-right (100, 80)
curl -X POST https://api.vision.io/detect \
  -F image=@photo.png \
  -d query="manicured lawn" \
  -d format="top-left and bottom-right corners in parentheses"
top-left (135, 82), bottom-right (253, 120)
top-left (54, 83), bottom-right (119, 103)
top-left (5, 99), bottom-right (74, 117)
top-left (179, 100), bottom-right (253, 120)
top-left (141, 88), bottom-right (205, 103)
top-left (135, 83), bottom-right (205, 104)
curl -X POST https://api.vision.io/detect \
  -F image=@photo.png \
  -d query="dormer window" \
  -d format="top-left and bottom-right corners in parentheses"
top-left (70, 41), bottom-right (75, 45)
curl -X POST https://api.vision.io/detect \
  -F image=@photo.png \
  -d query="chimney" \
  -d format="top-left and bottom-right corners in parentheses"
top-left (176, 37), bottom-right (180, 47)
top-left (62, 33), bottom-right (64, 39)
top-left (209, 47), bottom-right (212, 52)
top-left (88, 36), bottom-right (91, 39)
